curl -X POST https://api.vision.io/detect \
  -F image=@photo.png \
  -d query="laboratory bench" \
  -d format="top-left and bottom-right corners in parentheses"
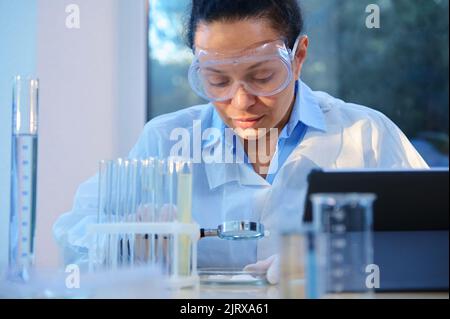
top-left (173, 283), bottom-right (449, 299)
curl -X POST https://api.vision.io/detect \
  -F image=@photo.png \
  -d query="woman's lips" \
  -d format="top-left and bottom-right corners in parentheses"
top-left (233, 115), bottom-right (265, 129)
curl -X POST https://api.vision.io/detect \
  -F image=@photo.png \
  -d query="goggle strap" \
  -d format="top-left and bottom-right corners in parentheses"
top-left (290, 35), bottom-right (303, 61)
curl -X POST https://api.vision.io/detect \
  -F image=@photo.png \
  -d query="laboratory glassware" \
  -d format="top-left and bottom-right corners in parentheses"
top-left (279, 224), bottom-right (315, 299)
top-left (309, 193), bottom-right (376, 299)
top-left (200, 221), bottom-right (266, 240)
top-left (91, 157), bottom-right (198, 288)
top-left (9, 76), bottom-right (39, 282)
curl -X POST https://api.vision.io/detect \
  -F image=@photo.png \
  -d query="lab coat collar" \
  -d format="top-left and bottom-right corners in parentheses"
top-left (281, 123), bottom-right (343, 170)
top-left (204, 161), bottom-right (271, 189)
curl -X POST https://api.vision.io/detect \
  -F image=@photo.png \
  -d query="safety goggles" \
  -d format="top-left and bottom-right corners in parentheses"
top-left (188, 37), bottom-right (301, 102)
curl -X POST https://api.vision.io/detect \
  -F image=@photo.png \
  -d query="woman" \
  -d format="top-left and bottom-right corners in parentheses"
top-left (53, 0), bottom-right (428, 283)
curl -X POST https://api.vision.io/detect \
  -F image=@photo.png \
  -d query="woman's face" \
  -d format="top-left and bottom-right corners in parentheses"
top-left (194, 19), bottom-right (308, 139)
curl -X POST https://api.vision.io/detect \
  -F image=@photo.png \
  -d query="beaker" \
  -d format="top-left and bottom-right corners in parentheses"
top-left (309, 193), bottom-right (376, 299)
top-left (279, 224), bottom-right (314, 299)
top-left (9, 76), bottom-right (39, 282)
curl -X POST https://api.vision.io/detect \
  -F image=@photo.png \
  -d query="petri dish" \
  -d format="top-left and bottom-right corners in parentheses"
top-left (198, 268), bottom-right (268, 286)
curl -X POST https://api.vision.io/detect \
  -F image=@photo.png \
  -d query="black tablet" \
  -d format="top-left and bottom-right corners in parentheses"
top-left (304, 169), bottom-right (449, 231)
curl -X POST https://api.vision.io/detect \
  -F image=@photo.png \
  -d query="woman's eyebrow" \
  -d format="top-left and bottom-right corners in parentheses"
top-left (204, 67), bottom-right (225, 74)
top-left (246, 61), bottom-right (265, 70)
top-left (205, 61), bottom-right (266, 74)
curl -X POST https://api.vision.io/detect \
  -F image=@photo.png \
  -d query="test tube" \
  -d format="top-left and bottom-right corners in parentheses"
top-left (9, 76), bottom-right (39, 282)
top-left (176, 159), bottom-right (193, 277)
top-left (156, 159), bottom-right (174, 274)
top-left (127, 159), bottom-right (139, 266)
top-left (97, 160), bottom-right (111, 269)
top-left (139, 158), bottom-right (154, 265)
top-left (132, 159), bottom-right (143, 265)
top-left (109, 159), bottom-right (125, 269)
top-left (118, 159), bottom-right (129, 266)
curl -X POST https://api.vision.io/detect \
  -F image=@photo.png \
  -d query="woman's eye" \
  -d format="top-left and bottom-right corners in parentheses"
top-left (211, 81), bottom-right (229, 87)
top-left (253, 73), bottom-right (274, 83)
top-left (207, 77), bottom-right (230, 87)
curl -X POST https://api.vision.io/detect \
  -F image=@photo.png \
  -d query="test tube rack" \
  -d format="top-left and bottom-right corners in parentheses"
top-left (87, 222), bottom-right (199, 288)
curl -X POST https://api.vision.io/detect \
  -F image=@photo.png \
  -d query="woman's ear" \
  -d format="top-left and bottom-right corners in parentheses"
top-left (293, 36), bottom-right (309, 79)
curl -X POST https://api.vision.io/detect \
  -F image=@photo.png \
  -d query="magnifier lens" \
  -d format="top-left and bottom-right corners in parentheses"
top-left (220, 230), bottom-right (262, 239)
top-left (218, 221), bottom-right (264, 240)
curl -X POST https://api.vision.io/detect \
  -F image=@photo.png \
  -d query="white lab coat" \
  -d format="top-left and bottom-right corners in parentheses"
top-left (53, 82), bottom-right (428, 269)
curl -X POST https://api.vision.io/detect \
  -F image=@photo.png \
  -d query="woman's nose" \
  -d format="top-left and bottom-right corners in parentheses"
top-left (231, 86), bottom-right (256, 110)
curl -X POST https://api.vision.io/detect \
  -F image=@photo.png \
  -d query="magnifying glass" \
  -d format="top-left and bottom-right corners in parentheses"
top-left (200, 221), bottom-right (267, 240)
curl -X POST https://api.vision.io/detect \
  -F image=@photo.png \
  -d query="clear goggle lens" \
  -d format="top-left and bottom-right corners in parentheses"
top-left (188, 40), bottom-right (296, 102)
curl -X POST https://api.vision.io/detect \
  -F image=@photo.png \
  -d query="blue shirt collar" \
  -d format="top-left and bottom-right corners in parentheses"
top-left (203, 80), bottom-right (327, 149)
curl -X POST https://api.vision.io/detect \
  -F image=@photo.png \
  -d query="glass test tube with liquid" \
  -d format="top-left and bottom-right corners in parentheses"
top-left (9, 76), bottom-right (39, 282)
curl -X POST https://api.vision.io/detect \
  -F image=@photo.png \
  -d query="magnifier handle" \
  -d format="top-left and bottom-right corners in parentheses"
top-left (200, 228), bottom-right (218, 238)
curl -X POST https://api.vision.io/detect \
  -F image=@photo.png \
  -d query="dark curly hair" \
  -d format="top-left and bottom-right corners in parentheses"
top-left (185, 0), bottom-right (303, 50)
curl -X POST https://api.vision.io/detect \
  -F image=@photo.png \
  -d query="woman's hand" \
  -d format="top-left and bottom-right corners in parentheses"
top-left (243, 254), bottom-right (280, 285)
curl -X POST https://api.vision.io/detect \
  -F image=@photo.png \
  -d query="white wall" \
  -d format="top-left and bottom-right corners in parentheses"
top-left (36, 0), bottom-right (147, 268)
top-left (0, 0), bottom-right (37, 273)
